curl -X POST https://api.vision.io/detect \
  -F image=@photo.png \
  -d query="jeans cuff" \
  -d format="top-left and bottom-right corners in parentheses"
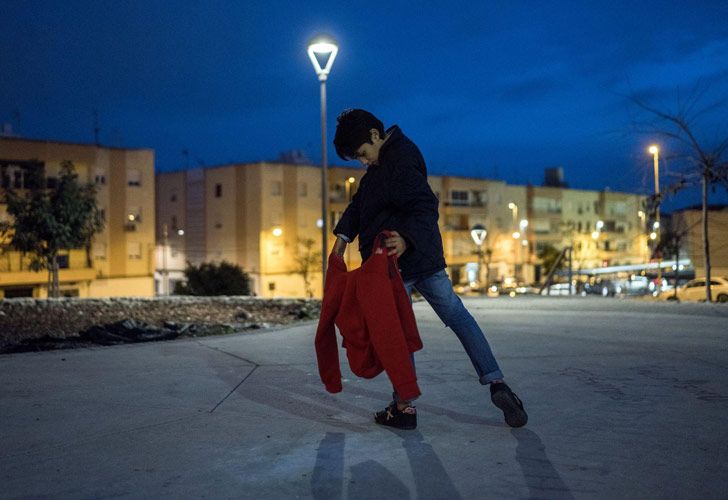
top-left (479, 369), bottom-right (504, 385)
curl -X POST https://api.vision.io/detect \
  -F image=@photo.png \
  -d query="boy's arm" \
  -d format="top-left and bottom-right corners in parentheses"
top-left (332, 188), bottom-right (361, 243)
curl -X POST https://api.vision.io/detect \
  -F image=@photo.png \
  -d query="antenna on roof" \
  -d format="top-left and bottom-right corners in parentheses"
top-left (93, 110), bottom-right (101, 145)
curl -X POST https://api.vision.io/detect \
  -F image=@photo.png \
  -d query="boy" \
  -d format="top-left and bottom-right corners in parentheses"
top-left (331, 109), bottom-right (527, 429)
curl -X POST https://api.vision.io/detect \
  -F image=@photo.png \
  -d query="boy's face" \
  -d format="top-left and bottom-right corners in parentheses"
top-left (353, 128), bottom-right (386, 166)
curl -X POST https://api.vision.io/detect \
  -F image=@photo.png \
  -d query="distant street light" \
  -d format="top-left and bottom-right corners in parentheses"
top-left (307, 34), bottom-right (338, 289)
top-left (470, 224), bottom-right (488, 291)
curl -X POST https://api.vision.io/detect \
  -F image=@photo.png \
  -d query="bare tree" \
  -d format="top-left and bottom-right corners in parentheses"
top-left (294, 238), bottom-right (322, 298)
top-left (631, 86), bottom-right (728, 302)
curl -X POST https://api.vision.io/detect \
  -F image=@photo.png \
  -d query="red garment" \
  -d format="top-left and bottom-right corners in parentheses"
top-left (315, 233), bottom-right (423, 401)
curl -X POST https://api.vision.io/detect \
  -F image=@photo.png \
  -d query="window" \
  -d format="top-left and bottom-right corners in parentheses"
top-left (13, 170), bottom-right (22, 189)
top-left (268, 282), bottom-right (276, 291)
top-left (127, 169), bottom-right (141, 187)
top-left (171, 215), bottom-right (178, 230)
top-left (128, 242), bottom-right (142, 260)
top-left (95, 169), bottom-right (106, 185)
top-left (215, 183), bottom-right (222, 198)
top-left (577, 221), bottom-right (582, 232)
top-left (271, 181), bottom-right (282, 196)
top-left (299, 182), bottom-right (308, 197)
top-left (170, 192), bottom-right (177, 202)
top-left (593, 201), bottom-right (599, 214)
top-left (57, 254), bottom-right (69, 269)
top-left (93, 243), bottom-right (107, 260)
top-left (450, 190), bottom-right (469, 206)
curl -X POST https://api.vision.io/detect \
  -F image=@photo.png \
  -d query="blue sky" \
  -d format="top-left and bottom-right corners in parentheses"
top-left (2, 1), bottom-right (727, 210)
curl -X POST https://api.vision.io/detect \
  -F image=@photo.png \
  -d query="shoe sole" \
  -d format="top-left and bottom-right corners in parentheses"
top-left (491, 391), bottom-right (528, 428)
top-left (375, 421), bottom-right (417, 430)
top-left (374, 415), bottom-right (417, 430)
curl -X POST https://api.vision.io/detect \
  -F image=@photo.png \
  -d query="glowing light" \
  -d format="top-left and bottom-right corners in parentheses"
top-left (508, 202), bottom-right (516, 210)
top-left (272, 227), bottom-right (283, 237)
top-left (638, 210), bottom-right (645, 218)
top-left (177, 229), bottom-right (185, 236)
top-left (596, 220), bottom-right (604, 230)
top-left (591, 231), bottom-right (600, 239)
top-left (128, 214), bottom-right (135, 221)
top-left (307, 35), bottom-right (338, 81)
top-left (512, 231), bottom-right (520, 239)
top-left (648, 145), bottom-right (659, 155)
top-left (653, 221), bottom-right (660, 230)
top-left (521, 239), bottom-right (528, 246)
top-left (347, 177), bottom-right (355, 184)
top-left (316, 219), bottom-right (323, 228)
top-left (519, 219), bottom-right (528, 229)
top-left (650, 232), bottom-right (657, 240)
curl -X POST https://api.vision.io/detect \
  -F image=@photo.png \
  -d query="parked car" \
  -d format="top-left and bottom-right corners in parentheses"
top-left (658, 277), bottom-right (728, 302)
top-left (583, 278), bottom-right (616, 297)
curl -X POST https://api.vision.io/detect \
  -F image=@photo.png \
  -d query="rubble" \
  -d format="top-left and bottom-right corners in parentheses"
top-left (0, 296), bottom-right (321, 354)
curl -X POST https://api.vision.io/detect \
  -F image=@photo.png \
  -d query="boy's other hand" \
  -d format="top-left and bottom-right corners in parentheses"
top-left (385, 231), bottom-right (407, 257)
top-left (332, 236), bottom-right (347, 257)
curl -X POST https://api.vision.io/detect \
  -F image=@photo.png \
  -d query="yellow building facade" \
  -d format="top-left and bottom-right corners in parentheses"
top-left (0, 138), bottom-right (156, 298)
top-left (157, 162), bottom-right (649, 298)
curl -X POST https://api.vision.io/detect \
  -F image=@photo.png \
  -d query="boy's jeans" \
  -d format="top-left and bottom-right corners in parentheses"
top-left (402, 268), bottom-right (504, 389)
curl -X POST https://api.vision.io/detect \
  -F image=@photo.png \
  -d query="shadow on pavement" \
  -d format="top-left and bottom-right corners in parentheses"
top-left (512, 427), bottom-right (573, 499)
top-left (311, 430), bottom-right (463, 500)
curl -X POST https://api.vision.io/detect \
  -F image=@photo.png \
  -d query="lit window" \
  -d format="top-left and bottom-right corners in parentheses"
top-left (127, 169), bottom-right (141, 187)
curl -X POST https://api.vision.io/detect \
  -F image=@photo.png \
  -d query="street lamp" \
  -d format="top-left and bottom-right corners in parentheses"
top-left (470, 224), bottom-right (488, 291)
top-left (648, 144), bottom-right (661, 291)
top-left (308, 34), bottom-right (338, 289)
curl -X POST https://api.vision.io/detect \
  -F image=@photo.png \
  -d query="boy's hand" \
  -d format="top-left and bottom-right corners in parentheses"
top-left (332, 236), bottom-right (347, 257)
top-left (385, 231), bottom-right (407, 257)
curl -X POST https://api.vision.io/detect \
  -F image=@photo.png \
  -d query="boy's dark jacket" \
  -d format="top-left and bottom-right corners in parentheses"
top-left (314, 235), bottom-right (422, 402)
top-left (333, 126), bottom-right (446, 281)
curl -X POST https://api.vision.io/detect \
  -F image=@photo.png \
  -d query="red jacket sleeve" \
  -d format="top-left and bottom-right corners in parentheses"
top-left (314, 254), bottom-right (347, 393)
top-left (357, 250), bottom-right (420, 401)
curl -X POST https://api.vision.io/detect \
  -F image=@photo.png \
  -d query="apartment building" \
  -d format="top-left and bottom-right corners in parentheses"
top-left (0, 138), bottom-right (155, 298)
top-left (157, 162), bottom-right (648, 297)
top-left (671, 205), bottom-right (728, 278)
top-left (156, 163), bottom-right (329, 298)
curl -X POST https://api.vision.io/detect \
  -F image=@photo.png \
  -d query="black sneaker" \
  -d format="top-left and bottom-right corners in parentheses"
top-left (374, 403), bottom-right (417, 430)
top-left (490, 382), bottom-right (528, 428)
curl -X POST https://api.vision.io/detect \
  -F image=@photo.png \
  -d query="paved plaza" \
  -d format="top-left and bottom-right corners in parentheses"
top-left (1, 297), bottom-right (727, 499)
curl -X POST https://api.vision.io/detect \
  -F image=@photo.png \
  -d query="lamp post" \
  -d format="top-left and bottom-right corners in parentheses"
top-left (344, 176), bottom-right (356, 267)
top-left (649, 145), bottom-right (661, 291)
top-left (519, 218), bottom-right (528, 281)
top-left (471, 224), bottom-right (488, 291)
top-left (508, 203), bottom-right (519, 278)
top-left (307, 34), bottom-right (338, 288)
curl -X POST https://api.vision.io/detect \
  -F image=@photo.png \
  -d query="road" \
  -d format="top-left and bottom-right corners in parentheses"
top-left (1, 296), bottom-right (727, 499)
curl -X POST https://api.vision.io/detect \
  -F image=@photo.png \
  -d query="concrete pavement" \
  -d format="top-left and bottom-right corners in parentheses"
top-left (1, 296), bottom-right (727, 499)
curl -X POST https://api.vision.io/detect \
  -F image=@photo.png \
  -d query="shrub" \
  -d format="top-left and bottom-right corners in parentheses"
top-left (175, 261), bottom-right (251, 296)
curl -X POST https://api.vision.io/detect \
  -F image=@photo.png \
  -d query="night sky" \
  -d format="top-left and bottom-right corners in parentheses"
top-left (2, 1), bottom-right (727, 211)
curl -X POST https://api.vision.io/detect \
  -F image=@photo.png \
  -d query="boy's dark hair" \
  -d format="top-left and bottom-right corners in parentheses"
top-left (333, 109), bottom-right (385, 160)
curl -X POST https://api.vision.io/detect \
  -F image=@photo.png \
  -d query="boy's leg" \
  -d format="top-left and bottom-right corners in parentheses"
top-left (412, 270), bottom-right (504, 384)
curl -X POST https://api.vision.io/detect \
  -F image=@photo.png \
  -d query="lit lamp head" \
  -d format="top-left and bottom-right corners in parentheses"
top-left (307, 35), bottom-right (338, 82)
top-left (470, 224), bottom-right (487, 246)
top-left (508, 202), bottom-right (516, 210)
top-left (347, 176), bottom-right (355, 184)
top-left (272, 227), bottom-right (283, 237)
top-left (519, 219), bottom-right (528, 230)
top-left (648, 145), bottom-right (659, 156)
